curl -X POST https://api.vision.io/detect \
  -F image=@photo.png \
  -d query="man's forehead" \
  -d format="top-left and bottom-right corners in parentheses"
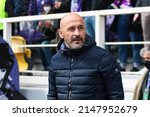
top-left (64, 19), bottom-right (84, 26)
top-left (62, 23), bottom-right (85, 29)
top-left (60, 13), bottom-right (84, 28)
top-left (61, 13), bottom-right (82, 21)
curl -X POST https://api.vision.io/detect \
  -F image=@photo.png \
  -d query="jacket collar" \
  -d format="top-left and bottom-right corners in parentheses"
top-left (57, 35), bottom-right (96, 55)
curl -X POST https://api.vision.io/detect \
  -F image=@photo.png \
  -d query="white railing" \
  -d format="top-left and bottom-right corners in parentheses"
top-left (1, 7), bottom-right (150, 75)
top-left (1, 6), bottom-right (150, 47)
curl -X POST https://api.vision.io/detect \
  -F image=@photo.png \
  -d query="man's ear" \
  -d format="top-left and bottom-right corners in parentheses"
top-left (58, 29), bottom-right (63, 39)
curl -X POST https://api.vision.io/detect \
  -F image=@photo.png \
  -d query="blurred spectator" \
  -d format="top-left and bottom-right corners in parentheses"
top-left (19, 0), bottom-right (41, 35)
top-left (130, 14), bottom-right (143, 71)
top-left (15, 0), bottom-right (27, 33)
top-left (13, 0), bottom-right (24, 16)
top-left (24, 0), bottom-right (43, 32)
top-left (37, 0), bottom-right (56, 70)
top-left (22, 0), bottom-right (31, 16)
top-left (134, 0), bottom-right (150, 50)
top-left (83, 0), bottom-right (114, 39)
top-left (0, 0), bottom-right (22, 36)
top-left (54, 0), bottom-right (113, 39)
top-left (0, 0), bottom-right (14, 36)
top-left (18, 0), bottom-right (57, 70)
top-left (54, 0), bottom-right (70, 13)
top-left (5, 0), bottom-right (13, 17)
top-left (105, 15), bottom-right (118, 51)
top-left (5, 0), bottom-right (24, 35)
top-left (28, 0), bottom-right (43, 15)
top-left (0, 0), bottom-right (8, 37)
top-left (133, 47), bottom-right (150, 100)
top-left (110, 0), bottom-right (143, 71)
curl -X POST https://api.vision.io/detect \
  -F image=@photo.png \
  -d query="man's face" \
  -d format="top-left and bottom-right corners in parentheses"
top-left (58, 14), bottom-right (86, 49)
top-left (143, 51), bottom-right (150, 61)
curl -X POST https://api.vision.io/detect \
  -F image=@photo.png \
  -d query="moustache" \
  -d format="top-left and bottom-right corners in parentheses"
top-left (72, 35), bottom-right (82, 41)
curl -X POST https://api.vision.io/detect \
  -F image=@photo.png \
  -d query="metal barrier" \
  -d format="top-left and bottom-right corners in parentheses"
top-left (1, 6), bottom-right (150, 74)
top-left (1, 7), bottom-right (150, 47)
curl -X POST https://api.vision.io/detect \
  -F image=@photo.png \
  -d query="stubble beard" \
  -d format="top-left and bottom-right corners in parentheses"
top-left (64, 41), bottom-right (84, 50)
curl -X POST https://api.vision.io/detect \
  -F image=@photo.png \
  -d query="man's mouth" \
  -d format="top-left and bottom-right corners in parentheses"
top-left (72, 37), bottom-right (82, 41)
top-left (72, 39), bottom-right (82, 44)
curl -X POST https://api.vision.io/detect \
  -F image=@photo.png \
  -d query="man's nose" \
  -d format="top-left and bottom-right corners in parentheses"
top-left (74, 28), bottom-right (80, 35)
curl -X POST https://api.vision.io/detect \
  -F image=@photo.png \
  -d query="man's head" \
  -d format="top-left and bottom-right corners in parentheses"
top-left (58, 13), bottom-right (86, 49)
top-left (140, 47), bottom-right (150, 61)
top-left (140, 47), bottom-right (150, 70)
top-left (41, 0), bottom-right (54, 13)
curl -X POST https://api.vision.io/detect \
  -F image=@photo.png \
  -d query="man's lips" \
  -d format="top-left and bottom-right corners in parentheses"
top-left (72, 39), bottom-right (82, 44)
top-left (72, 37), bottom-right (82, 41)
top-left (71, 35), bottom-right (83, 43)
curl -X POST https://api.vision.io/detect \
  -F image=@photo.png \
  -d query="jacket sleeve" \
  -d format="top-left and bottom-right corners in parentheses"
top-left (133, 68), bottom-right (148, 100)
top-left (47, 68), bottom-right (58, 100)
top-left (99, 52), bottom-right (124, 100)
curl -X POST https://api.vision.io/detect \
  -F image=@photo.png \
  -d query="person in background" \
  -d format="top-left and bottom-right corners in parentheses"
top-left (26, 0), bottom-right (43, 31)
top-left (37, 0), bottom-right (56, 70)
top-left (47, 13), bottom-right (124, 100)
top-left (134, 0), bottom-right (150, 50)
top-left (83, 0), bottom-right (114, 39)
top-left (12, 0), bottom-right (25, 34)
top-left (0, 0), bottom-right (23, 36)
top-left (14, 0), bottom-right (31, 35)
top-left (133, 47), bottom-right (150, 100)
top-left (28, 0), bottom-right (43, 15)
top-left (130, 13), bottom-right (143, 71)
top-left (4, 0), bottom-right (25, 35)
top-left (54, 0), bottom-right (113, 39)
top-left (0, 0), bottom-right (8, 37)
top-left (53, 0), bottom-right (70, 13)
top-left (22, 0), bottom-right (31, 16)
top-left (110, 0), bottom-right (143, 71)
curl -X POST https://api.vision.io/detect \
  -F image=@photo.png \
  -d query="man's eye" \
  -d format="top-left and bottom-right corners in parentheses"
top-left (68, 27), bottom-right (75, 31)
top-left (78, 26), bottom-right (84, 30)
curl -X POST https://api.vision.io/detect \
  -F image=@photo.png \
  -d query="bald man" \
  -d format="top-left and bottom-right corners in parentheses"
top-left (47, 13), bottom-right (124, 100)
top-left (58, 13), bottom-right (86, 50)
top-left (133, 47), bottom-right (150, 100)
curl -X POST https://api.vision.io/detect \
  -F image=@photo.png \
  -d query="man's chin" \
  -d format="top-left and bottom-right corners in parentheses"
top-left (70, 44), bottom-right (83, 50)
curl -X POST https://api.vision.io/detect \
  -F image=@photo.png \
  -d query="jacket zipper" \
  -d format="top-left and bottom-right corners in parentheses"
top-left (68, 56), bottom-right (74, 99)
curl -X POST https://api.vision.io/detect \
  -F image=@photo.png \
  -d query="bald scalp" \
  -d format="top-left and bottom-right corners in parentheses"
top-left (59, 13), bottom-right (84, 29)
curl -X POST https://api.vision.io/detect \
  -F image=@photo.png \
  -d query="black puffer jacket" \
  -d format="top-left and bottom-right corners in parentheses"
top-left (47, 35), bottom-right (124, 100)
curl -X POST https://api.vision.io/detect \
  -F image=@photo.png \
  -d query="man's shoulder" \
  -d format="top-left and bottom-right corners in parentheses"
top-left (51, 51), bottom-right (63, 62)
top-left (91, 46), bottom-right (117, 62)
top-left (93, 46), bottom-right (112, 56)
